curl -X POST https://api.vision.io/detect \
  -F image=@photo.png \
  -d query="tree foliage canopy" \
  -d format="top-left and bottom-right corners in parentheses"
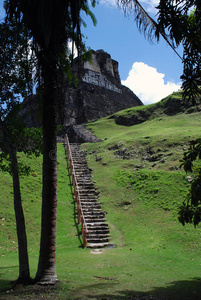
top-left (156, 0), bottom-right (201, 103)
top-left (0, 20), bottom-right (35, 118)
top-left (178, 140), bottom-right (201, 227)
top-left (117, 0), bottom-right (201, 103)
top-left (155, 1), bottom-right (201, 227)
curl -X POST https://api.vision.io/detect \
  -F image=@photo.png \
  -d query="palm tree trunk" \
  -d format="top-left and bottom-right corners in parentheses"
top-left (35, 49), bottom-right (58, 284)
top-left (9, 145), bottom-right (31, 283)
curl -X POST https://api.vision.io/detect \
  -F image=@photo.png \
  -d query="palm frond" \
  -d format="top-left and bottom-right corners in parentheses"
top-left (117, 0), bottom-right (182, 60)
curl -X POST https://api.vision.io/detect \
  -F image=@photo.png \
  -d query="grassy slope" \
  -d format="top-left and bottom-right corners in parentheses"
top-left (1, 93), bottom-right (201, 299)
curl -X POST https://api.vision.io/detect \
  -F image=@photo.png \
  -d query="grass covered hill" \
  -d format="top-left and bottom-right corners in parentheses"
top-left (1, 91), bottom-right (201, 299)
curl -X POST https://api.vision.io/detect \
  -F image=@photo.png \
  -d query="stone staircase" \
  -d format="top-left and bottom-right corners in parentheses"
top-left (64, 137), bottom-right (111, 248)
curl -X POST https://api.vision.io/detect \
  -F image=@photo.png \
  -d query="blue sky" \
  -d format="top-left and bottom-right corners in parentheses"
top-left (0, 0), bottom-right (183, 105)
top-left (81, 0), bottom-right (183, 104)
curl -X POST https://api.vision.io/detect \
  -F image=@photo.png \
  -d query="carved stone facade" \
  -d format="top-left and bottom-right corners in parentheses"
top-left (19, 49), bottom-right (143, 133)
top-left (63, 49), bottom-right (143, 126)
top-left (82, 70), bottom-right (122, 93)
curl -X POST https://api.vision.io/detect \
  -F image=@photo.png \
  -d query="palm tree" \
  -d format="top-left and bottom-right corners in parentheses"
top-left (5, 0), bottom-right (96, 284)
top-left (117, 0), bottom-right (182, 58)
top-left (4, 0), bottom-right (182, 285)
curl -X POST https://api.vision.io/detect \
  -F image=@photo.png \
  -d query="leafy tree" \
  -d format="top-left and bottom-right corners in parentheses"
top-left (117, 0), bottom-right (200, 101)
top-left (117, 0), bottom-right (201, 227)
top-left (4, 0), bottom-right (97, 284)
top-left (178, 140), bottom-right (201, 227)
top-left (155, 1), bottom-right (201, 226)
top-left (156, 0), bottom-right (201, 102)
top-left (0, 115), bottom-right (42, 284)
top-left (0, 19), bottom-right (41, 284)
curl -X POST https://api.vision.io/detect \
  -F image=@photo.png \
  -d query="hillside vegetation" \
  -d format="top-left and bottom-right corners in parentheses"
top-left (1, 92), bottom-right (201, 299)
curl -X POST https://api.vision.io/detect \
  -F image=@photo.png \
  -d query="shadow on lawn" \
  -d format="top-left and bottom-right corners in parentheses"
top-left (0, 278), bottom-right (201, 299)
top-left (0, 265), bottom-right (18, 292)
top-left (74, 277), bottom-right (201, 300)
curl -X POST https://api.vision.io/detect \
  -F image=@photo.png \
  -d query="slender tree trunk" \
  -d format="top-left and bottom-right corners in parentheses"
top-left (0, 123), bottom-right (31, 284)
top-left (9, 145), bottom-right (31, 283)
top-left (35, 49), bottom-right (58, 284)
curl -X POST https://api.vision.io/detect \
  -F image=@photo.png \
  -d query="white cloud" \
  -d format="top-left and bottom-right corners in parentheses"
top-left (100, 0), bottom-right (116, 7)
top-left (100, 0), bottom-right (159, 15)
top-left (68, 41), bottom-right (78, 58)
top-left (140, 0), bottom-right (159, 15)
top-left (122, 62), bottom-right (181, 105)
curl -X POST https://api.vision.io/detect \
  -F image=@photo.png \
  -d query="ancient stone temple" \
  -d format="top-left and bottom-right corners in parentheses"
top-left (63, 49), bottom-right (143, 127)
top-left (19, 50), bottom-right (143, 141)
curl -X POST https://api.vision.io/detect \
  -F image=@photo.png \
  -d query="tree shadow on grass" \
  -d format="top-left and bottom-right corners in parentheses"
top-left (0, 281), bottom-right (60, 300)
top-left (0, 280), bottom-right (12, 293)
top-left (0, 278), bottom-right (201, 299)
top-left (0, 266), bottom-right (18, 292)
top-left (73, 277), bottom-right (201, 300)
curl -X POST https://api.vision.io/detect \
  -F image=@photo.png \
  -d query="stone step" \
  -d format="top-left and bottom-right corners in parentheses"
top-left (84, 214), bottom-right (105, 219)
top-left (77, 182), bottom-right (95, 186)
top-left (70, 157), bottom-right (86, 161)
top-left (80, 204), bottom-right (101, 209)
top-left (86, 242), bottom-right (110, 249)
top-left (82, 207), bottom-right (102, 211)
top-left (67, 141), bottom-right (111, 248)
top-left (78, 193), bottom-right (98, 198)
top-left (84, 217), bottom-right (106, 222)
top-left (87, 237), bottom-right (110, 243)
top-left (76, 176), bottom-right (92, 179)
top-left (87, 224), bottom-right (109, 229)
top-left (76, 179), bottom-right (92, 182)
top-left (85, 218), bottom-right (106, 223)
top-left (78, 190), bottom-right (97, 193)
top-left (84, 211), bottom-right (105, 216)
top-left (86, 222), bottom-right (109, 227)
top-left (83, 212), bottom-right (103, 216)
top-left (77, 185), bottom-right (96, 189)
top-left (87, 230), bottom-right (110, 235)
top-left (80, 199), bottom-right (100, 203)
top-left (73, 169), bottom-right (91, 172)
top-left (79, 193), bottom-right (99, 197)
top-left (77, 186), bottom-right (96, 191)
top-left (79, 194), bottom-right (98, 197)
top-left (78, 189), bottom-right (97, 193)
top-left (87, 232), bottom-right (110, 237)
top-left (82, 205), bottom-right (102, 210)
top-left (78, 191), bottom-right (97, 195)
top-left (73, 164), bottom-right (89, 168)
top-left (80, 198), bottom-right (99, 202)
top-left (80, 202), bottom-right (100, 206)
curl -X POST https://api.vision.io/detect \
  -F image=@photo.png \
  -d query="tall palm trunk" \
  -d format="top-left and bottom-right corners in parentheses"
top-left (35, 49), bottom-right (58, 283)
top-left (0, 123), bottom-right (31, 284)
top-left (9, 145), bottom-right (31, 283)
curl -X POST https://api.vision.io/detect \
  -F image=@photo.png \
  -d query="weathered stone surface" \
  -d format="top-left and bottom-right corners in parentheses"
top-left (63, 81), bottom-right (142, 126)
top-left (66, 124), bottom-right (102, 143)
top-left (19, 49), bottom-right (143, 142)
top-left (63, 49), bottom-right (143, 126)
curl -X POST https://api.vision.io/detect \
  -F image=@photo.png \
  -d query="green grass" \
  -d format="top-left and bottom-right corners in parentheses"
top-left (1, 101), bottom-right (201, 299)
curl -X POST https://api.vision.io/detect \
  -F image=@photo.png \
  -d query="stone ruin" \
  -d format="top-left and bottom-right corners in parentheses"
top-left (63, 50), bottom-right (142, 126)
top-left (19, 49), bottom-right (143, 142)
